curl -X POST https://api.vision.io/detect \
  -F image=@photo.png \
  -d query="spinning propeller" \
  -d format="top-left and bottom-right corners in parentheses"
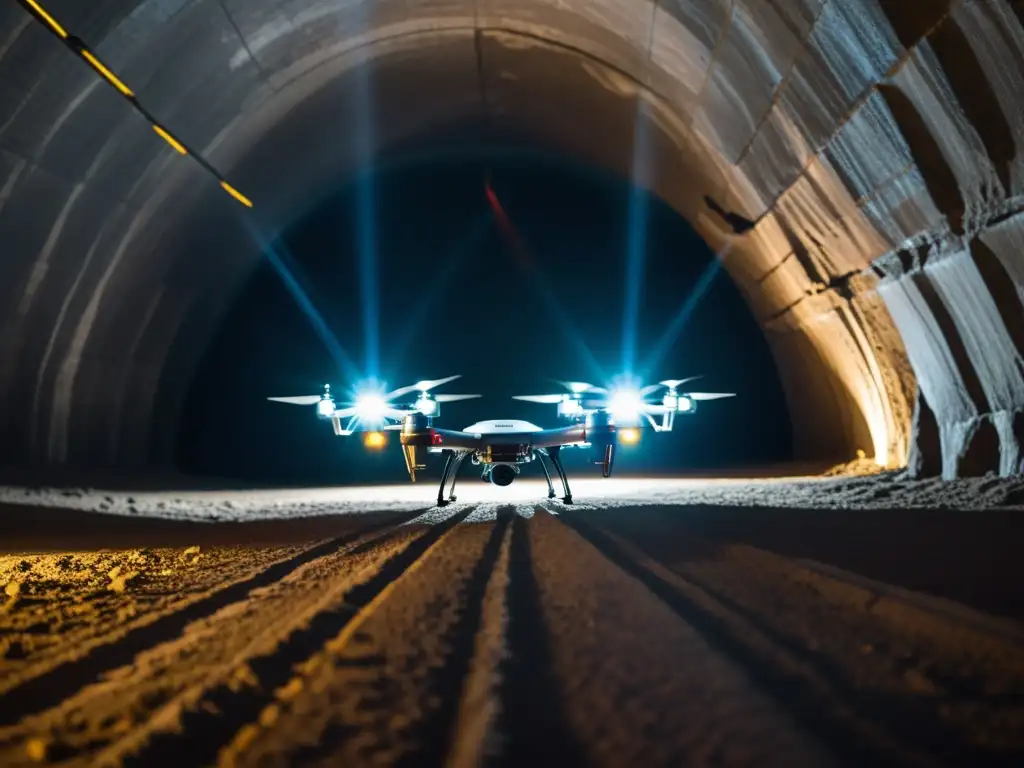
top-left (267, 376), bottom-right (480, 426)
top-left (513, 376), bottom-right (736, 421)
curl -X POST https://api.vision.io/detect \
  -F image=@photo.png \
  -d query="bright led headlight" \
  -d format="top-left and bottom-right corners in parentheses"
top-left (608, 389), bottom-right (642, 420)
top-left (355, 393), bottom-right (387, 421)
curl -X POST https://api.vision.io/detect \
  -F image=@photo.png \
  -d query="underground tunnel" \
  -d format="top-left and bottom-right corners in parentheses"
top-left (1, 0), bottom-right (1024, 481)
top-left (6, 4), bottom-right (1024, 764)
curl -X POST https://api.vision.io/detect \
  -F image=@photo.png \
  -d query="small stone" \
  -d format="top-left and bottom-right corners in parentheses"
top-left (109, 571), bottom-right (140, 593)
top-left (5, 582), bottom-right (21, 598)
top-left (25, 738), bottom-right (48, 762)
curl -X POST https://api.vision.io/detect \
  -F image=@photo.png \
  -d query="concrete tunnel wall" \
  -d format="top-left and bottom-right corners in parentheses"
top-left (1, 0), bottom-right (1023, 479)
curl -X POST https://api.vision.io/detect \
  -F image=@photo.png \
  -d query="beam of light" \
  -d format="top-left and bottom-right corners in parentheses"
top-left (385, 213), bottom-right (491, 371)
top-left (622, 112), bottom-right (652, 376)
top-left (485, 182), bottom-right (605, 383)
top-left (354, 68), bottom-right (379, 380)
top-left (243, 221), bottom-right (359, 383)
top-left (639, 243), bottom-right (731, 381)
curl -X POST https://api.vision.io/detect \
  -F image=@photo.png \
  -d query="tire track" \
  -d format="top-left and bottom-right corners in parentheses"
top-left (0, 518), bottom-right (436, 765)
top-left (108, 504), bottom-right (476, 767)
top-left (0, 510), bottom-right (423, 729)
top-left (526, 507), bottom-right (838, 766)
top-left (494, 510), bottom-right (590, 767)
top-left (597, 518), bottom-right (1024, 762)
top-left (443, 509), bottom-right (514, 768)
top-left (216, 505), bottom-right (508, 767)
top-left (558, 510), bottom-right (976, 768)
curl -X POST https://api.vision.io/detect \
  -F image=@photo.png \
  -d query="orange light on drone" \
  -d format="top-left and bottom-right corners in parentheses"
top-left (363, 431), bottom-right (387, 450)
top-left (619, 428), bottom-right (640, 444)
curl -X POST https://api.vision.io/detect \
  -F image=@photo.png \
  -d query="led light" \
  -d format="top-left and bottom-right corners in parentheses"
top-left (619, 427), bottom-right (640, 444)
top-left (355, 393), bottom-right (387, 421)
top-left (676, 396), bottom-right (693, 412)
top-left (221, 181), bottom-right (253, 208)
top-left (608, 388), bottom-right (643, 420)
top-left (363, 431), bottom-right (387, 450)
top-left (25, 0), bottom-right (68, 38)
top-left (153, 125), bottom-right (187, 155)
top-left (415, 397), bottom-right (437, 416)
top-left (317, 399), bottom-right (334, 417)
top-left (80, 49), bottom-right (134, 97)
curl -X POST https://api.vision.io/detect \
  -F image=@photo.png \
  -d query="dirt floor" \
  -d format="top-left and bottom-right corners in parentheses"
top-left (1, 474), bottom-right (1023, 766)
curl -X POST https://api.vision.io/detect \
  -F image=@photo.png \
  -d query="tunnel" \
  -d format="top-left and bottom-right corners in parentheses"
top-left (2, 0), bottom-right (1024, 480)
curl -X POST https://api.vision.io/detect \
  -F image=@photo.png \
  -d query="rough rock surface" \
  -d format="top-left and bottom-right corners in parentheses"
top-left (1, 0), bottom-right (1023, 475)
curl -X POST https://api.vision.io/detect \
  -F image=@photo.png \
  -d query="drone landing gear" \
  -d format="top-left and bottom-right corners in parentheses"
top-left (546, 446), bottom-right (573, 504)
top-left (436, 450), bottom-right (467, 507)
top-left (536, 450), bottom-right (557, 499)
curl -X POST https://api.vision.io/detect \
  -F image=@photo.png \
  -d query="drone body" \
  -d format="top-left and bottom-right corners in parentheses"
top-left (267, 375), bottom-right (735, 506)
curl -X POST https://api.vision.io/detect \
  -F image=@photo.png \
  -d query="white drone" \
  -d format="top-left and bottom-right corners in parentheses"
top-left (268, 375), bottom-right (734, 507)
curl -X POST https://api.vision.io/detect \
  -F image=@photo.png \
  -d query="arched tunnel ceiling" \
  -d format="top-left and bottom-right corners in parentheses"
top-left (1, 0), bottom-right (1023, 477)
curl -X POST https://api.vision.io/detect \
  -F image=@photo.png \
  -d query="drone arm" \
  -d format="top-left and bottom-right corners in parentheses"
top-left (643, 411), bottom-right (673, 432)
top-left (331, 416), bottom-right (350, 436)
top-left (400, 427), bottom-right (483, 452)
top-left (530, 423), bottom-right (589, 449)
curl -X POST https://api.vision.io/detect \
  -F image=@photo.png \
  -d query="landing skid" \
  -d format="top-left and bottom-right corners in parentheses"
top-left (436, 450), bottom-right (467, 507)
top-left (546, 446), bottom-right (573, 504)
top-left (434, 448), bottom-right (574, 507)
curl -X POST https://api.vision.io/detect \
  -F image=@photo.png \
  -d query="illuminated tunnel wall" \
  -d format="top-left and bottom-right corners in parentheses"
top-left (1, 0), bottom-right (1023, 478)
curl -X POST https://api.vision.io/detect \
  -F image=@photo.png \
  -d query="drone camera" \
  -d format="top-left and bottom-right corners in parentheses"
top-left (488, 463), bottom-right (518, 486)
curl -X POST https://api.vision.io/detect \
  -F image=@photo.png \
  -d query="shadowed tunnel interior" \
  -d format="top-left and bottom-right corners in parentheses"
top-left (2, 0), bottom-right (1024, 480)
top-left (175, 144), bottom-right (793, 484)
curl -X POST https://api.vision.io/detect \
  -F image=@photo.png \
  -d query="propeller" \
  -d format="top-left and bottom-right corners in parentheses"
top-left (267, 382), bottom-right (334, 406)
top-left (386, 374), bottom-right (461, 400)
top-left (660, 376), bottom-right (703, 389)
top-left (434, 393), bottom-right (481, 402)
top-left (268, 376), bottom-right (472, 424)
top-left (554, 380), bottom-right (607, 394)
top-left (266, 395), bottom-right (322, 405)
top-left (686, 392), bottom-right (736, 400)
top-left (512, 394), bottom-right (566, 404)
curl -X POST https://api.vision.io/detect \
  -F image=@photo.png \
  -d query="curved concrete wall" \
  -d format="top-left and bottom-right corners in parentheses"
top-left (1, 0), bottom-right (1022, 477)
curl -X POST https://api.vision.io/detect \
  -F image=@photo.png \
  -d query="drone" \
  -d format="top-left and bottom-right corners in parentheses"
top-left (268, 375), bottom-right (734, 507)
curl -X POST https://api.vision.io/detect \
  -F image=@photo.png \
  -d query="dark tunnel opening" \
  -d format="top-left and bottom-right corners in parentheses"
top-left (176, 145), bottom-right (792, 485)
